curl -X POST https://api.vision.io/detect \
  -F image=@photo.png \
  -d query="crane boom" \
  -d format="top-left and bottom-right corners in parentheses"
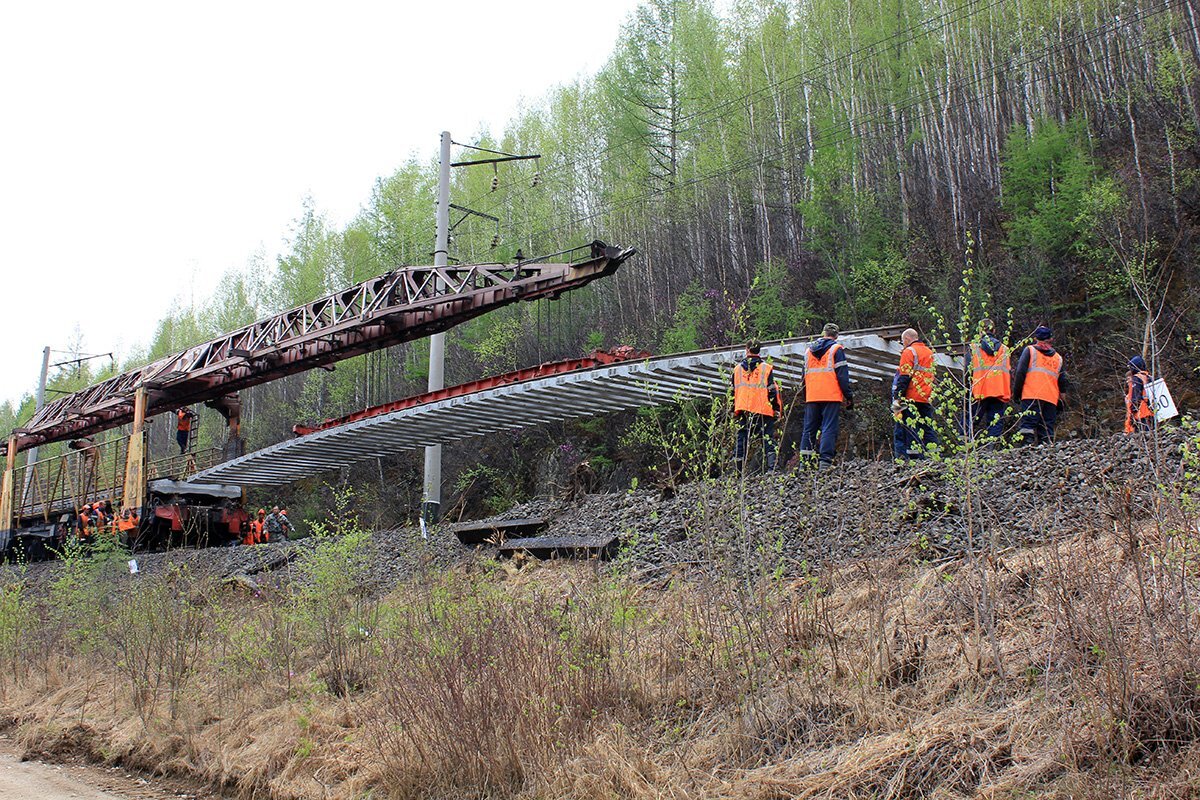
top-left (5, 241), bottom-right (635, 455)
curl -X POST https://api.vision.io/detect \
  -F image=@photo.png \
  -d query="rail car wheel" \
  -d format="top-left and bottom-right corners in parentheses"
top-left (12, 536), bottom-right (49, 563)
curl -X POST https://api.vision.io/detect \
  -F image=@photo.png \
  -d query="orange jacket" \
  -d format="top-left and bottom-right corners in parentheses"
top-left (1125, 371), bottom-right (1153, 432)
top-left (805, 343), bottom-right (846, 403)
top-left (970, 341), bottom-right (1011, 401)
top-left (1020, 346), bottom-right (1063, 404)
top-left (897, 342), bottom-right (935, 403)
top-left (177, 409), bottom-right (192, 432)
top-left (733, 360), bottom-right (776, 417)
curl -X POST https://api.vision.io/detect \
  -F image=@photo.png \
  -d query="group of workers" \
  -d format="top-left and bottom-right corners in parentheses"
top-left (731, 321), bottom-right (1159, 470)
top-left (242, 506), bottom-right (290, 546)
top-left (77, 499), bottom-right (139, 541)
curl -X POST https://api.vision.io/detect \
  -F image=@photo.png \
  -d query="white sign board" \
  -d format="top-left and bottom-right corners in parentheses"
top-left (1145, 378), bottom-right (1178, 422)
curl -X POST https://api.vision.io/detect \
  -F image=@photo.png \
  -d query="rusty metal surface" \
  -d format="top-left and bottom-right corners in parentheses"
top-left (11, 443), bottom-right (224, 525)
top-left (5, 242), bottom-right (635, 456)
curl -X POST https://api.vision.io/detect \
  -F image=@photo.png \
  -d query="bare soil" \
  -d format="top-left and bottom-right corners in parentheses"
top-left (0, 734), bottom-right (222, 800)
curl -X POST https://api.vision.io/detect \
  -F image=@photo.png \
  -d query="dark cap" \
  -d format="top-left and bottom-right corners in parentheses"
top-left (1033, 325), bottom-right (1053, 341)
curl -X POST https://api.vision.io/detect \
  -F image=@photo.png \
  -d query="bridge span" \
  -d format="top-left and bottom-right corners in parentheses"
top-left (187, 326), bottom-right (961, 488)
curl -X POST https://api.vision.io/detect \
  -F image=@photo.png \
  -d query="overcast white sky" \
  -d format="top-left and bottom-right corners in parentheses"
top-left (0, 0), bottom-right (644, 407)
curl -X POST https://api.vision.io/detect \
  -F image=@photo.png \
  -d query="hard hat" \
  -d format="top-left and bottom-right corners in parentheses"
top-left (258, 508), bottom-right (265, 515)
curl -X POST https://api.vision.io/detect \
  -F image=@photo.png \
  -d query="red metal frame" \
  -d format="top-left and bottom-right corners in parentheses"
top-left (6, 242), bottom-right (635, 455)
top-left (292, 346), bottom-right (652, 436)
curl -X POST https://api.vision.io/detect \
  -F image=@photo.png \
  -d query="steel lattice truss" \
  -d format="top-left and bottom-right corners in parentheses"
top-left (5, 242), bottom-right (634, 455)
top-left (188, 326), bottom-right (964, 487)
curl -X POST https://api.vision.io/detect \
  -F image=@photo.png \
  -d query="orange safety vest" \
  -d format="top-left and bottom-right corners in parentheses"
top-left (805, 343), bottom-right (845, 403)
top-left (733, 361), bottom-right (776, 417)
top-left (970, 342), bottom-right (1011, 401)
top-left (117, 514), bottom-right (138, 533)
top-left (1124, 370), bottom-right (1154, 433)
top-left (1020, 346), bottom-right (1063, 404)
top-left (177, 410), bottom-right (192, 432)
top-left (898, 342), bottom-right (935, 403)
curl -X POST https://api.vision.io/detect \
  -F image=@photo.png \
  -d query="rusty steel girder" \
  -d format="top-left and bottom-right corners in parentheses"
top-left (5, 241), bottom-right (635, 455)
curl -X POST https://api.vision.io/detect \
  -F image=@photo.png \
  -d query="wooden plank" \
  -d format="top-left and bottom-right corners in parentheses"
top-left (450, 516), bottom-right (548, 544)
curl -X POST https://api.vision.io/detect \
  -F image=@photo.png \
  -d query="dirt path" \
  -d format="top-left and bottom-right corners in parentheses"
top-left (0, 736), bottom-right (218, 800)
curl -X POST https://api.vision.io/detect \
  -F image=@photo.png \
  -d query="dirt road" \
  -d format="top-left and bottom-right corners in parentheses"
top-left (0, 737), bottom-right (216, 800)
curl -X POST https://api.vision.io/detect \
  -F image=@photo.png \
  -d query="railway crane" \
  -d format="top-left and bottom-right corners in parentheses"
top-left (0, 242), bottom-right (634, 555)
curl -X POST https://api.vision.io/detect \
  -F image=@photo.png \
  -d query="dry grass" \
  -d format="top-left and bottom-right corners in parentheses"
top-left (2, 518), bottom-right (1200, 799)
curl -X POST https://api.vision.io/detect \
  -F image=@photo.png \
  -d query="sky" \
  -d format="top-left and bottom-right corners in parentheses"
top-left (0, 0), bottom-right (644, 407)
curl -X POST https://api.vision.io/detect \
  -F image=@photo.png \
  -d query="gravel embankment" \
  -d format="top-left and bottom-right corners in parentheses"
top-left (495, 431), bottom-right (1185, 572)
top-left (2, 432), bottom-right (1183, 589)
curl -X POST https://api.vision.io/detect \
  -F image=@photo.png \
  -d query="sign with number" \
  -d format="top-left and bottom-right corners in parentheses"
top-left (1145, 378), bottom-right (1178, 422)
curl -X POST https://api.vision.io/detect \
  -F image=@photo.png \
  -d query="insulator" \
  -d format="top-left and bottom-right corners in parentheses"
top-left (531, 172), bottom-right (541, 188)
top-left (491, 175), bottom-right (499, 191)
top-left (491, 234), bottom-right (500, 248)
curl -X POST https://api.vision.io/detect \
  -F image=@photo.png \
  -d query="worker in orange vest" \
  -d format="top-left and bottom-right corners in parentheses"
top-left (92, 501), bottom-right (108, 535)
top-left (1124, 355), bottom-right (1155, 434)
top-left (117, 508), bottom-right (139, 539)
top-left (176, 408), bottom-right (195, 454)
top-left (800, 323), bottom-right (854, 467)
top-left (731, 340), bottom-right (781, 472)
top-left (77, 505), bottom-right (93, 542)
top-left (970, 318), bottom-right (1011, 440)
top-left (250, 509), bottom-right (266, 544)
top-left (892, 328), bottom-right (938, 460)
top-left (1011, 325), bottom-right (1068, 444)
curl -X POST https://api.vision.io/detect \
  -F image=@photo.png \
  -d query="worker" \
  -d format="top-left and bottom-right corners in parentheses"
top-left (77, 505), bottom-right (93, 542)
top-left (242, 513), bottom-right (258, 546)
top-left (1011, 325), bottom-right (1068, 444)
top-left (1124, 355), bottom-right (1155, 434)
top-left (250, 509), bottom-right (266, 544)
top-left (280, 508), bottom-right (292, 538)
top-left (970, 319), bottom-right (1011, 440)
top-left (92, 501), bottom-right (108, 535)
top-left (176, 408), bottom-right (195, 455)
top-left (264, 506), bottom-right (283, 543)
top-left (731, 340), bottom-right (781, 473)
top-left (800, 323), bottom-right (854, 467)
top-left (117, 508), bottom-right (139, 537)
top-left (892, 328), bottom-right (937, 460)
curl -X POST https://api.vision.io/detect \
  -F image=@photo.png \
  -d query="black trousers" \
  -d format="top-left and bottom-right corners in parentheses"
top-left (735, 413), bottom-right (777, 471)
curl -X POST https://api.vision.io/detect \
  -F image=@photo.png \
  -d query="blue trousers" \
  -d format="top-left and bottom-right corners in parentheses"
top-left (973, 397), bottom-right (1007, 439)
top-left (735, 413), bottom-right (777, 471)
top-left (800, 401), bottom-right (841, 465)
top-left (894, 402), bottom-right (936, 460)
top-left (1019, 399), bottom-right (1058, 444)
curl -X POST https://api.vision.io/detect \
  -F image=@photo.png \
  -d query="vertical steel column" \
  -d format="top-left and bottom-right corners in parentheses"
top-left (122, 386), bottom-right (148, 513)
top-left (422, 130), bottom-right (452, 524)
top-left (0, 435), bottom-right (15, 541)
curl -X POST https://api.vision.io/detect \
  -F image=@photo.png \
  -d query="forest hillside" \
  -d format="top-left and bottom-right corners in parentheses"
top-left (4, 0), bottom-right (1199, 521)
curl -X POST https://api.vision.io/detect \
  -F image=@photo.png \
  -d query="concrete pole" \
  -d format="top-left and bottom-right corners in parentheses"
top-left (421, 131), bottom-right (452, 525)
top-left (20, 346), bottom-right (51, 504)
